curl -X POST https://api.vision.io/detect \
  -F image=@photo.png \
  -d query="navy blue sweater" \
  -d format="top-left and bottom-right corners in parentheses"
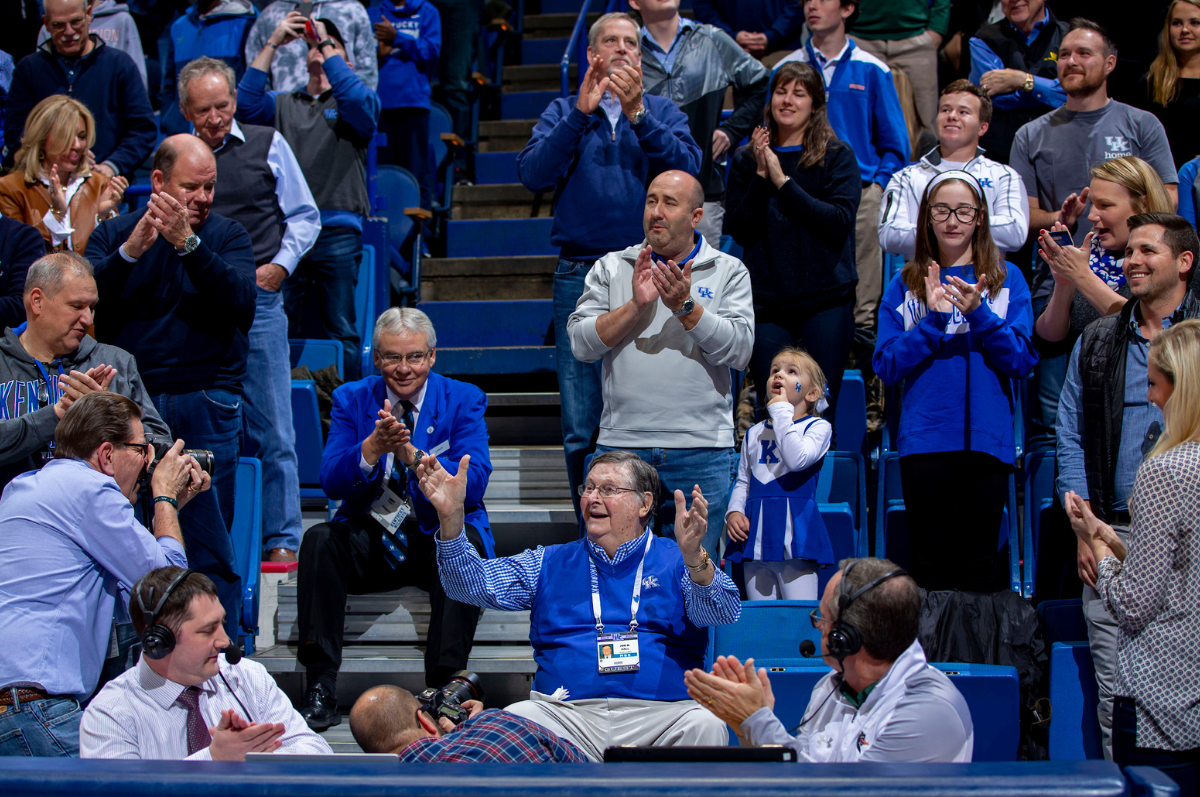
top-left (5, 37), bottom-right (156, 176)
top-left (517, 94), bottom-right (700, 260)
top-left (84, 210), bottom-right (257, 396)
top-left (0, 217), bottom-right (41, 331)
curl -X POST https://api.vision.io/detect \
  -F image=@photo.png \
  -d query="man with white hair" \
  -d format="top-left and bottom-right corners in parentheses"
top-left (293, 307), bottom-right (493, 732)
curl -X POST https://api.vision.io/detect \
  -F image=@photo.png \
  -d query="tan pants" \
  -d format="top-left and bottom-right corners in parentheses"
top-left (854, 183), bottom-right (884, 332)
top-left (852, 32), bottom-right (940, 134)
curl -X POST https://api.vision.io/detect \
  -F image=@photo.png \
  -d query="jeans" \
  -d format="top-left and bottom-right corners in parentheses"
top-left (431, 0), bottom-right (485, 139)
top-left (751, 296), bottom-right (855, 436)
top-left (153, 388), bottom-right (244, 641)
top-left (378, 107), bottom-right (433, 209)
top-left (243, 287), bottom-right (301, 552)
top-left (285, 227), bottom-right (362, 382)
top-left (593, 445), bottom-right (738, 562)
top-left (0, 694), bottom-right (81, 757)
top-left (554, 257), bottom-right (603, 522)
top-left (1114, 696), bottom-right (1200, 797)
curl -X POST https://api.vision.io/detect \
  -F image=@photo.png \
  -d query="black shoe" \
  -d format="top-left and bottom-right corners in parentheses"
top-left (299, 683), bottom-right (341, 730)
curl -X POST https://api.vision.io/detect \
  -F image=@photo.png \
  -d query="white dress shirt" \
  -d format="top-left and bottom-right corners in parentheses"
top-left (79, 654), bottom-right (332, 759)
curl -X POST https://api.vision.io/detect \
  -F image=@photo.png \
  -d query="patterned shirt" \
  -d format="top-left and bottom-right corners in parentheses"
top-left (398, 709), bottom-right (588, 762)
top-left (436, 527), bottom-right (740, 626)
top-left (1097, 441), bottom-right (1200, 751)
top-left (244, 0), bottom-right (378, 92)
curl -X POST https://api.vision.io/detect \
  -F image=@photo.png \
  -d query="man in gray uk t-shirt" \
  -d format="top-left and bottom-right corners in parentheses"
top-left (1010, 18), bottom-right (1177, 308)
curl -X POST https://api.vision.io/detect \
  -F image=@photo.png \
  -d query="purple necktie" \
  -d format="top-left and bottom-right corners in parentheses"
top-left (176, 686), bottom-right (211, 755)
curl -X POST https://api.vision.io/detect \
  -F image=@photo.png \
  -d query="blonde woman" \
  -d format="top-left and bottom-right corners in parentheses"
top-left (0, 96), bottom-right (127, 253)
top-left (1035, 157), bottom-right (1175, 346)
top-left (1067, 305), bottom-right (1200, 795)
top-left (1142, 0), bottom-right (1200, 168)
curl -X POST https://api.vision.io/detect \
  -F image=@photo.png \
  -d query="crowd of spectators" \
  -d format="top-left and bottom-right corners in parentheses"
top-left (0, 0), bottom-right (1197, 788)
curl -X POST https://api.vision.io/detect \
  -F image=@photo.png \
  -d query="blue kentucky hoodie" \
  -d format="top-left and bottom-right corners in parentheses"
top-left (368, 0), bottom-right (440, 110)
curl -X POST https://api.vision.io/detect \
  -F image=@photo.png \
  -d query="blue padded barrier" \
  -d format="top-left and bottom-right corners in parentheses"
top-left (231, 457), bottom-right (262, 654)
top-left (1048, 641), bottom-right (1103, 760)
top-left (0, 758), bottom-right (1140, 796)
top-left (706, 599), bottom-right (822, 669)
top-left (834, 370), bottom-right (867, 456)
top-left (288, 339), bottom-right (344, 380)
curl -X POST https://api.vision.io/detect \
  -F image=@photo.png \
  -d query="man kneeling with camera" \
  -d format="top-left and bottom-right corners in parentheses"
top-left (349, 676), bottom-right (587, 762)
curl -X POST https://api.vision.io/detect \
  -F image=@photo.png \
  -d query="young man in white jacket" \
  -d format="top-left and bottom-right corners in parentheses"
top-left (686, 557), bottom-right (974, 762)
top-left (566, 169), bottom-right (754, 562)
top-left (879, 80), bottom-right (1029, 259)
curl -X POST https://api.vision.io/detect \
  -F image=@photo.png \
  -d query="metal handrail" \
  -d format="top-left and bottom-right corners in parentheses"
top-left (560, 0), bottom-right (595, 97)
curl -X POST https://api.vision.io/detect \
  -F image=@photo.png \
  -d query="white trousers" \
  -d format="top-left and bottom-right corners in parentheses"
top-left (743, 559), bottom-right (819, 601)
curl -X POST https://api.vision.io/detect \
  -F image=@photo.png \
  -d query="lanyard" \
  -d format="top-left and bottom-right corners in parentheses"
top-left (31, 359), bottom-right (65, 407)
top-left (589, 531), bottom-right (654, 634)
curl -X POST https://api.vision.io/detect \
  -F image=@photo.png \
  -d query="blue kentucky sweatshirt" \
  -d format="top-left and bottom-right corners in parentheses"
top-left (872, 262), bottom-right (1038, 465)
top-left (368, 0), bottom-right (440, 110)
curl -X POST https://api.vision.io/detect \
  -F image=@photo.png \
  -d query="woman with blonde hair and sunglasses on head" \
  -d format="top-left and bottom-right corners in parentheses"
top-left (0, 95), bottom-right (127, 253)
top-left (1067, 315), bottom-right (1200, 797)
top-left (1035, 157), bottom-right (1176, 349)
top-left (874, 171), bottom-right (1037, 593)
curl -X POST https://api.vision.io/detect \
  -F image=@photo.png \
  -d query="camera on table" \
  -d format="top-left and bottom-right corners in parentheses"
top-left (145, 435), bottom-right (216, 478)
top-left (416, 670), bottom-right (483, 727)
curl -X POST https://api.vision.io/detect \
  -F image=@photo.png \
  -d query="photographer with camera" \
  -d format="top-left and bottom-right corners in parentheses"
top-left (349, 680), bottom-right (587, 762)
top-left (81, 566), bottom-right (332, 759)
top-left (0, 251), bottom-right (168, 493)
top-left (0, 392), bottom-right (206, 757)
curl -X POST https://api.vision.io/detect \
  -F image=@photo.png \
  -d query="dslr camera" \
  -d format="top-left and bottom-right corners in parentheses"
top-left (416, 670), bottom-right (483, 727)
top-left (145, 435), bottom-right (216, 478)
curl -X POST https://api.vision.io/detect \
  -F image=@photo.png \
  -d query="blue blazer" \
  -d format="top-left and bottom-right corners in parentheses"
top-left (319, 371), bottom-right (494, 557)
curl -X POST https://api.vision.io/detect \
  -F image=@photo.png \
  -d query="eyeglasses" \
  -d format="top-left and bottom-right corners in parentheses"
top-left (121, 441), bottom-right (152, 455)
top-left (378, 350), bottom-right (430, 366)
top-left (577, 483), bottom-right (642, 498)
top-left (809, 608), bottom-right (831, 629)
top-left (930, 204), bottom-right (979, 223)
top-left (48, 16), bottom-right (88, 33)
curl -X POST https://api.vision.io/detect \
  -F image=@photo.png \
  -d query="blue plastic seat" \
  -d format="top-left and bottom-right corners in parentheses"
top-left (834, 370), bottom-right (867, 456)
top-left (1023, 450), bottom-right (1057, 598)
top-left (287, 338), bottom-right (344, 379)
top-left (707, 600), bottom-right (823, 670)
top-left (1039, 599), bottom-right (1087, 645)
top-left (291, 379), bottom-right (330, 515)
top-left (1049, 641), bottom-right (1103, 760)
top-left (355, 243), bottom-right (379, 377)
top-left (230, 457), bottom-right (263, 654)
top-left (375, 164), bottom-right (429, 302)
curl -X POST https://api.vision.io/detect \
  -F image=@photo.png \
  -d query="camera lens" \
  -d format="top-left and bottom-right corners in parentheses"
top-left (442, 670), bottom-right (483, 704)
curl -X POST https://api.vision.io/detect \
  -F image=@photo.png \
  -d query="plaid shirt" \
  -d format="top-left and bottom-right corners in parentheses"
top-left (397, 709), bottom-right (588, 762)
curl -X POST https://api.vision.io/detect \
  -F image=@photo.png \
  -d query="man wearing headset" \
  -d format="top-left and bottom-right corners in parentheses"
top-left (685, 557), bottom-right (974, 762)
top-left (80, 566), bottom-right (331, 759)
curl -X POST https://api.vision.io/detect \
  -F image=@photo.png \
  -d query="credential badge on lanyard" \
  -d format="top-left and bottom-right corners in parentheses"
top-left (593, 531), bottom-right (653, 674)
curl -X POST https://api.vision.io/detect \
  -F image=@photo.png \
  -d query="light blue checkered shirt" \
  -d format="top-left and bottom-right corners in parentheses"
top-left (436, 527), bottom-right (740, 627)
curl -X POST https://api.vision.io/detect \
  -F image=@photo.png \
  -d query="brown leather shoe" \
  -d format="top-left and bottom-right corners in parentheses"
top-left (266, 548), bottom-right (298, 563)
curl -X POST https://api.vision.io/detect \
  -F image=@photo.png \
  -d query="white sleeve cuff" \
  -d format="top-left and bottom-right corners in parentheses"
top-left (119, 244), bottom-right (138, 263)
top-left (42, 208), bottom-right (74, 245)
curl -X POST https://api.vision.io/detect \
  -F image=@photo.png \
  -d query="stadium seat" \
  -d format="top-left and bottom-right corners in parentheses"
top-left (375, 164), bottom-right (431, 302)
top-left (288, 339), bottom-right (344, 380)
top-left (1038, 599), bottom-right (1087, 646)
top-left (291, 379), bottom-right (329, 516)
top-left (835, 370), bottom-right (867, 456)
top-left (1022, 451), bottom-right (1057, 598)
top-left (356, 244), bottom-right (379, 377)
top-left (707, 600), bottom-right (823, 670)
top-left (1048, 641), bottom-right (1103, 760)
top-left (231, 457), bottom-right (263, 655)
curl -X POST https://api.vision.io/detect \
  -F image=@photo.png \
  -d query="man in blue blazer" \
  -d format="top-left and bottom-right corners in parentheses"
top-left (295, 307), bottom-right (493, 730)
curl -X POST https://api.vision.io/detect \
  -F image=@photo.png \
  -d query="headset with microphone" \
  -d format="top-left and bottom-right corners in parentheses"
top-left (134, 568), bottom-right (253, 722)
top-left (792, 561), bottom-right (909, 731)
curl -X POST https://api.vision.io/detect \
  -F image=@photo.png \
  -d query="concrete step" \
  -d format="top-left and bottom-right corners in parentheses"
top-left (521, 37), bottom-right (569, 66)
top-left (501, 90), bottom-right (556, 121)
top-left (522, 12), bottom-right (597, 38)
top-left (478, 119), bottom-right (537, 153)
top-left (450, 183), bottom-right (552, 220)
top-left (503, 63), bottom-right (576, 93)
top-left (420, 254), bottom-right (555, 301)
top-left (485, 395), bottom-right (563, 447)
top-left (446, 217), bottom-right (555, 258)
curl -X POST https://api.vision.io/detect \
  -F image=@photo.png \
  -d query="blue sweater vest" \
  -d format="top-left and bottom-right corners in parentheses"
top-left (530, 535), bottom-right (708, 701)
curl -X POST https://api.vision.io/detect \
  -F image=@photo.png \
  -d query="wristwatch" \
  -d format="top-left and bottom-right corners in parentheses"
top-left (410, 448), bottom-right (428, 468)
top-left (672, 297), bottom-right (696, 318)
top-left (628, 106), bottom-right (648, 126)
top-left (685, 548), bottom-right (710, 573)
top-left (176, 233), bottom-right (200, 255)
top-left (1022, 72), bottom-right (1035, 92)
